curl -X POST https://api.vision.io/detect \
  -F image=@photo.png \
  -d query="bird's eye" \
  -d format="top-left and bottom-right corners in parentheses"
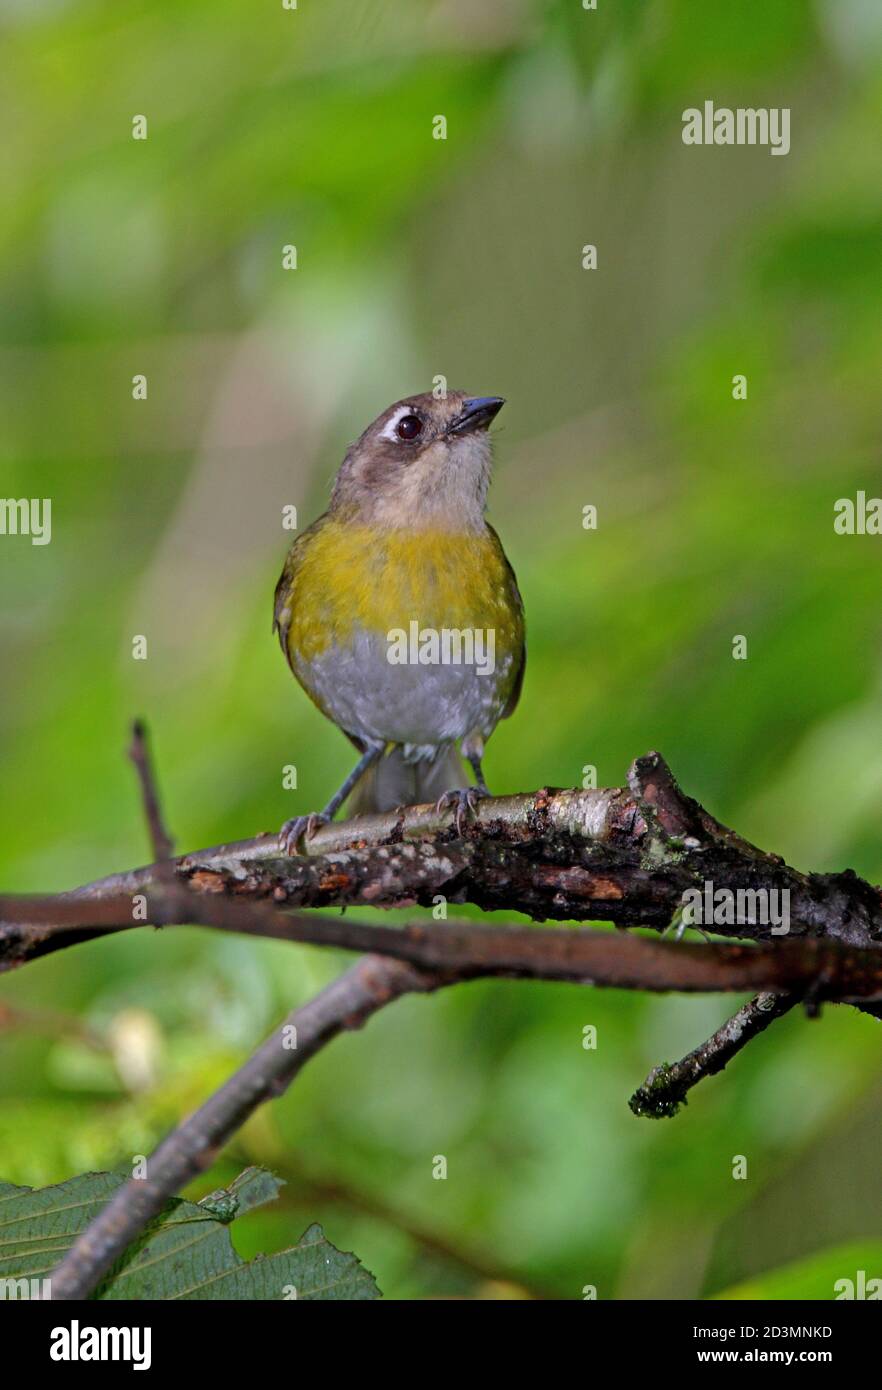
top-left (396, 414), bottom-right (423, 441)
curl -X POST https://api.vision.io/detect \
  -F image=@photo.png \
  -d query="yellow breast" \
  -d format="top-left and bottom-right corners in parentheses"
top-left (280, 517), bottom-right (523, 666)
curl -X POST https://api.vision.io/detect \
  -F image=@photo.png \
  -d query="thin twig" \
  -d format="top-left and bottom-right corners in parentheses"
top-left (629, 992), bottom-right (799, 1118)
top-left (127, 720), bottom-right (174, 860)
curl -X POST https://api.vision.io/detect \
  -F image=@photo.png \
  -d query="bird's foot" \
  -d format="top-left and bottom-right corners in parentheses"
top-left (435, 786), bottom-right (488, 836)
top-left (279, 812), bottom-right (330, 856)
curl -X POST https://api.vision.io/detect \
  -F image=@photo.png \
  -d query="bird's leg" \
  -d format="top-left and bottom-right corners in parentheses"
top-left (464, 747), bottom-right (490, 798)
top-left (436, 738), bottom-right (490, 835)
top-left (280, 743), bottom-right (384, 855)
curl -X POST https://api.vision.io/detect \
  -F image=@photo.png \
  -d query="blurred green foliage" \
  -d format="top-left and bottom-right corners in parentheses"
top-left (1, 0), bottom-right (881, 1299)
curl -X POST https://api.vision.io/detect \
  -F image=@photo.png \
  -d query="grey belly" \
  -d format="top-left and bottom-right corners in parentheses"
top-left (294, 626), bottom-right (513, 757)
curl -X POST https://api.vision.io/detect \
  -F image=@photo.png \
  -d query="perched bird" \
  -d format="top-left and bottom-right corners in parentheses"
top-left (273, 390), bottom-right (525, 852)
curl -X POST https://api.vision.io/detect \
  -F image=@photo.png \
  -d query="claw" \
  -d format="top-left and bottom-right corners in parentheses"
top-left (279, 812), bottom-right (330, 856)
top-left (435, 786), bottom-right (488, 836)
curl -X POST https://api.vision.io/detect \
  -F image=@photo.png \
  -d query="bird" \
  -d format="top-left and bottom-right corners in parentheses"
top-left (273, 389), bottom-right (525, 853)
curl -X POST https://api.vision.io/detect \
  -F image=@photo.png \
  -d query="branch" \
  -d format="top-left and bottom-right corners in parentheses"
top-left (2, 731), bottom-right (876, 1295)
top-left (9, 751), bottom-right (880, 953)
top-left (127, 720), bottom-right (174, 861)
top-left (629, 992), bottom-right (799, 1118)
top-left (49, 953), bottom-right (429, 1299)
top-left (5, 885), bottom-right (882, 999)
top-left (46, 883), bottom-right (880, 1298)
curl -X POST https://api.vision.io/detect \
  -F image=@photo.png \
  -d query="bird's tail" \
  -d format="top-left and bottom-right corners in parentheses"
top-left (346, 745), bottom-right (467, 816)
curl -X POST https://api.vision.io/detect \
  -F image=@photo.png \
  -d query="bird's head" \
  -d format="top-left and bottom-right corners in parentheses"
top-left (329, 390), bottom-right (505, 531)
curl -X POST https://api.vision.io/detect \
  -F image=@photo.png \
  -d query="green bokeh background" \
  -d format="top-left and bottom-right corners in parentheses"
top-left (1, 0), bottom-right (881, 1299)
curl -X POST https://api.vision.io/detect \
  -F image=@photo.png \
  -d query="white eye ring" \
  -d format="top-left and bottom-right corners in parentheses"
top-left (380, 406), bottom-right (422, 442)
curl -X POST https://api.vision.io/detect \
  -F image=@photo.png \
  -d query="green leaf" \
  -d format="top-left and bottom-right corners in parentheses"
top-left (713, 1243), bottom-right (882, 1300)
top-left (197, 1165), bottom-right (284, 1223)
top-left (0, 1168), bottom-right (380, 1301)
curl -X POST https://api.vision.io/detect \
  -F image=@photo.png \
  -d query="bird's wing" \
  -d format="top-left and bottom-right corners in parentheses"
top-left (272, 513), bottom-right (328, 668)
top-left (487, 523), bottom-right (526, 721)
top-left (273, 515), bottom-right (368, 754)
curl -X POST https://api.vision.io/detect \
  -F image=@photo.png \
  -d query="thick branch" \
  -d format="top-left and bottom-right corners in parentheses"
top-left (40, 752), bottom-right (880, 949)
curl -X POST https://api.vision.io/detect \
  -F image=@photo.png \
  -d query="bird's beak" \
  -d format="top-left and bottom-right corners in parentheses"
top-left (446, 396), bottom-right (505, 435)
